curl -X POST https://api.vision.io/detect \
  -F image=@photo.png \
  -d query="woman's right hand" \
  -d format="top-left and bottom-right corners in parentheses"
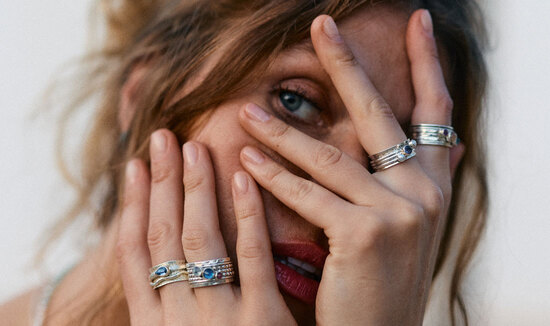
top-left (236, 10), bottom-right (461, 326)
top-left (115, 130), bottom-right (296, 325)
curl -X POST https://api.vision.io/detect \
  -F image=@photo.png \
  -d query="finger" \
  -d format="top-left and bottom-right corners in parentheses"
top-left (239, 103), bottom-right (393, 206)
top-left (310, 15), bottom-right (416, 168)
top-left (231, 171), bottom-right (285, 306)
top-left (147, 130), bottom-right (193, 307)
top-left (117, 159), bottom-right (160, 324)
top-left (406, 10), bottom-right (455, 184)
top-left (240, 146), bottom-right (354, 231)
top-left (181, 141), bottom-right (235, 307)
top-left (408, 9), bottom-right (453, 126)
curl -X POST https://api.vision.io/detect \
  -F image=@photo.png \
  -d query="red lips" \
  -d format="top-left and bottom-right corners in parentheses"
top-left (272, 242), bottom-right (328, 305)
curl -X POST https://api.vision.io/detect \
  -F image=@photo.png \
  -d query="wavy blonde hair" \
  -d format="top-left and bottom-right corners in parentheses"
top-left (43, 0), bottom-right (488, 324)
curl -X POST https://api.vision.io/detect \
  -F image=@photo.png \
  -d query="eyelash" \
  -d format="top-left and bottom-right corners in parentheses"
top-left (271, 83), bottom-right (325, 126)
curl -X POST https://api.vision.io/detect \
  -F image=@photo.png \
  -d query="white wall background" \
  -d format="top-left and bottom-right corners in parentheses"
top-left (1, 1), bottom-right (549, 325)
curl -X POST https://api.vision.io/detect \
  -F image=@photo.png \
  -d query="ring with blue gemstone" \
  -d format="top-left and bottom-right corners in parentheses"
top-left (149, 260), bottom-right (188, 290)
top-left (410, 124), bottom-right (458, 148)
top-left (186, 257), bottom-right (235, 288)
top-left (369, 139), bottom-right (417, 172)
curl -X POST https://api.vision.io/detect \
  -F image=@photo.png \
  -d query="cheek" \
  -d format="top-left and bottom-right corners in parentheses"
top-left (188, 102), bottom-right (324, 251)
top-left (190, 103), bottom-right (253, 250)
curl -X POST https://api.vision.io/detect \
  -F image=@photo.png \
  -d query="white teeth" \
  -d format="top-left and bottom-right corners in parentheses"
top-left (287, 257), bottom-right (302, 267)
top-left (287, 257), bottom-right (318, 274)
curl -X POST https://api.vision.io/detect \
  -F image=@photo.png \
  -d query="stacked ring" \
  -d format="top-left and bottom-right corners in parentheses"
top-left (186, 257), bottom-right (235, 288)
top-left (149, 260), bottom-right (188, 290)
top-left (369, 139), bottom-right (417, 172)
top-left (410, 124), bottom-right (458, 148)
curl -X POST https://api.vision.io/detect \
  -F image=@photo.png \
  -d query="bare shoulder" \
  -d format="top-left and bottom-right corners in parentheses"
top-left (0, 287), bottom-right (42, 326)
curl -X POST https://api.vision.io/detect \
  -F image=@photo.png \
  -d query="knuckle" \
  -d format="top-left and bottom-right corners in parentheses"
top-left (184, 173), bottom-right (206, 194)
top-left (429, 51), bottom-right (441, 63)
top-left (264, 165), bottom-right (285, 184)
top-left (422, 184), bottom-right (445, 220)
top-left (121, 194), bottom-right (135, 211)
top-left (181, 228), bottom-right (210, 253)
top-left (334, 46), bottom-right (359, 68)
top-left (237, 238), bottom-right (267, 260)
top-left (396, 201), bottom-right (424, 234)
top-left (314, 144), bottom-right (343, 169)
top-left (151, 163), bottom-right (174, 184)
top-left (147, 221), bottom-right (174, 250)
top-left (235, 207), bottom-right (261, 222)
top-left (367, 96), bottom-right (394, 119)
top-left (288, 179), bottom-right (314, 202)
top-left (434, 92), bottom-right (454, 115)
top-left (115, 237), bottom-right (138, 263)
top-left (269, 121), bottom-right (291, 141)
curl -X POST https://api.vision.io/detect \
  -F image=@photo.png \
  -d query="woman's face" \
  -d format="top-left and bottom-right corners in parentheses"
top-left (186, 5), bottom-right (413, 320)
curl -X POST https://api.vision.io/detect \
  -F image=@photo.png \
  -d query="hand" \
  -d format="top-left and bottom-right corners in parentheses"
top-left (237, 10), bottom-right (463, 325)
top-left (116, 130), bottom-right (296, 325)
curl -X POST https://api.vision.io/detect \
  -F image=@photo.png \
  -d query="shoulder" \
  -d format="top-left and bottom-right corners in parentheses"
top-left (0, 287), bottom-right (42, 326)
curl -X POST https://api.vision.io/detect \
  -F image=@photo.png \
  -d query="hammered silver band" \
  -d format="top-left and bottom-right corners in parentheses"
top-left (149, 260), bottom-right (188, 290)
top-left (186, 257), bottom-right (235, 288)
top-left (410, 124), bottom-right (458, 148)
top-left (369, 139), bottom-right (417, 172)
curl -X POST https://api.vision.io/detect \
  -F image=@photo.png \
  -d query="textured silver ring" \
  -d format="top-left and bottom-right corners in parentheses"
top-left (186, 257), bottom-right (235, 288)
top-left (149, 260), bottom-right (188, 290)
top-left (369, 139), bottom-right (417, 172)
top-left (410, 124), bottom-right (458, 148)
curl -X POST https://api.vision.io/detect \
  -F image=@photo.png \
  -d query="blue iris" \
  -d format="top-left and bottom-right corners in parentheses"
top-left (279, 91), bottom-right (321, 122)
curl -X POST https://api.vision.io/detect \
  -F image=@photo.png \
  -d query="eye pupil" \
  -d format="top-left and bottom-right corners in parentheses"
top-left (280, 91), bottom-right (302, 112)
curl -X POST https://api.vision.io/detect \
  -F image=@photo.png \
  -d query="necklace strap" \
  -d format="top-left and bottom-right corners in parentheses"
top-left (33, 266), bottom-right (74, 326)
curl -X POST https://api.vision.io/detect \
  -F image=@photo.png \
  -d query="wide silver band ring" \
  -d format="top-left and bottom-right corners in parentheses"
top-left (369, 139), bottom-right (417, 172)
top-left (410, 124), bottom-right (458, 148)
top-left (149, 260), bottom-right (188, 290)
top-left (186, 257), bottom-right (235, 288)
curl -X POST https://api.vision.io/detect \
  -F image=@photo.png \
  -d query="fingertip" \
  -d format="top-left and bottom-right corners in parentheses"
top-left (124, 159), bottom-right (149, 196)
top-left (420, 9), bottom-right (433, 37)
top-left (406, 9), bottom-right (437, 62)
top-left (311, 14), bottom-right (330, 36)
top-left (126, 159), bottom-right (141, 184)
top-left (232, 171), bottom-right (250, 197)
top-left (183, 141), bottom-right (199, 166)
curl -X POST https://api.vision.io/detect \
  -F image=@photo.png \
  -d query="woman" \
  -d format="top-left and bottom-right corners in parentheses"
top-left (0, 0), bottom-right (488, 325)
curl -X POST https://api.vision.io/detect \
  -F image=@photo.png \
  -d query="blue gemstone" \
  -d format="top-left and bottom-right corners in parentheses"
top-left (155, 267), bottom-right (168, 276)
top-left (203, 268), bottom-right (215, 279)
top-left (404, 145), bottom-right (413, 155)
top-left (443, 129), bottom-right (449, 136)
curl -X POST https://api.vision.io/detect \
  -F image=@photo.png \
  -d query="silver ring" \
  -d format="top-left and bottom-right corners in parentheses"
top-left (369, 139), bottom-right (417, 172)
top-left (186, 257), bottom-right (235, 288)
top-left (149, 260), bottom-right (188, 290)
top-left (410, 124), bottom-right (458, 148)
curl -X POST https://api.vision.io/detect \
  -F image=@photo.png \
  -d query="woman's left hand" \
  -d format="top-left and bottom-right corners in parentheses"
top-left (238, 10), bottom-right (463, 325)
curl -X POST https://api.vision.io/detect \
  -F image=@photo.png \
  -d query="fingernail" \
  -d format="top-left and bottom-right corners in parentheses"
top-left (323, 16), bottom-right (342, 42)
top-left (245, 103), bottom-right (271, 122)
top-left (421, 10), bottom-right (433, 35)
top-left (233, 171), bottom-right (249, 195)
top-left (126, 160), bottom-right (139, 183)
top-left (183, 142), bottom-right (198, 165)
top-left (242, 147), bottom-right (265, 164)
top-left (152, 131), bottom-right (167, 153)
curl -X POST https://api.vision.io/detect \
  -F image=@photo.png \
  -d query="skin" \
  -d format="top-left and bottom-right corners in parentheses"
top-left (0, 6), bottom-right (464, 326)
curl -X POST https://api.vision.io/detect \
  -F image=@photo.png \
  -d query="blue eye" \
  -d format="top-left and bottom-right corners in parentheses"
top-left (279, 91), bottom-right (321, 123)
